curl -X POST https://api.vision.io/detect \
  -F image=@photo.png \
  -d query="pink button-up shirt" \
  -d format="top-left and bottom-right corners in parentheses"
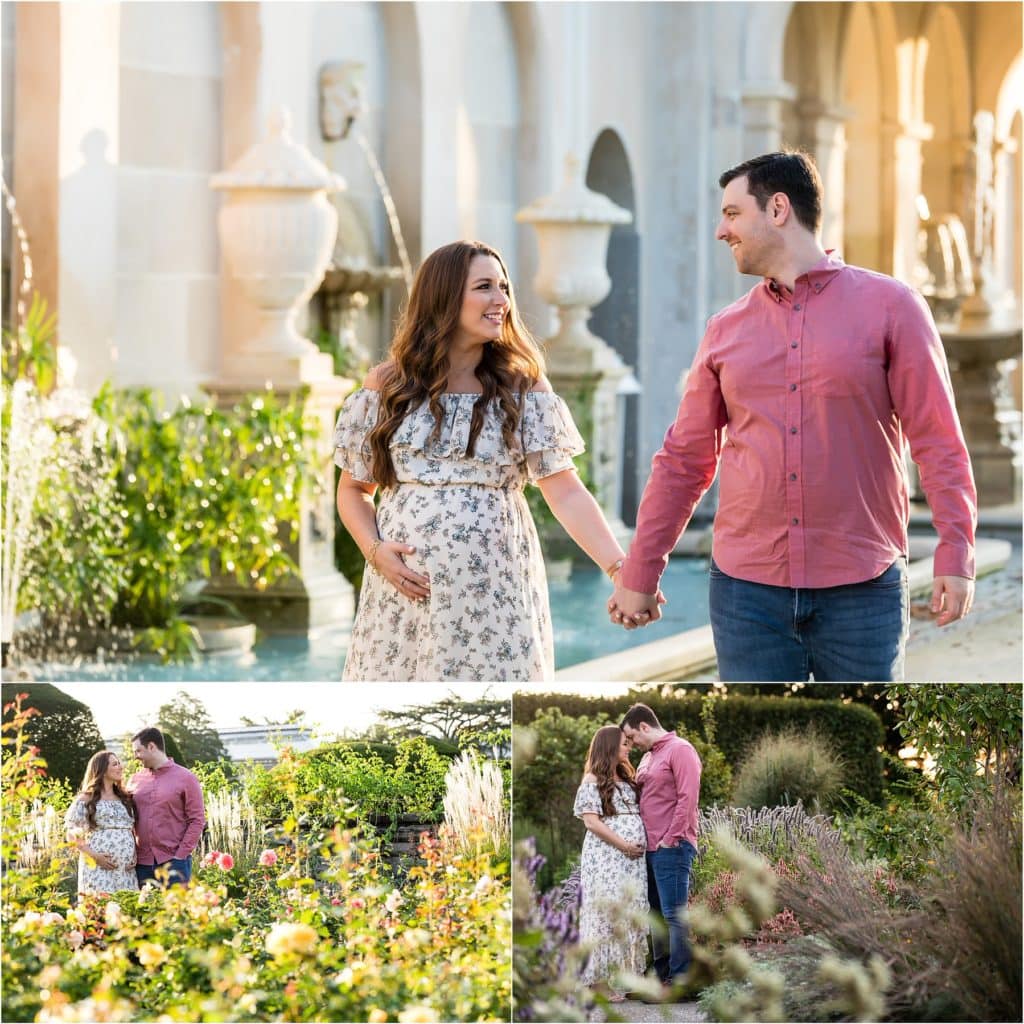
top-left (130, 759), bottom-right (205, 865)
top-left (635, 732), bottom-right (702, 851)
top-left (620, 254), bottom-right (977, 593)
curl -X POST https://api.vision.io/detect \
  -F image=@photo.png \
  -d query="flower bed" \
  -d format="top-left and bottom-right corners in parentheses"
top-left (2, 698), bottom-right (511, 1023)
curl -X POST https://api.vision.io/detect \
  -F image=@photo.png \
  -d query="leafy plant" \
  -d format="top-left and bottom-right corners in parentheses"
top-left (90, 384), bottom-right (318, 633)
top-left (2, 292), bottom-right (58, 395)
top-left (887, 684), bottom-right (1022, 813)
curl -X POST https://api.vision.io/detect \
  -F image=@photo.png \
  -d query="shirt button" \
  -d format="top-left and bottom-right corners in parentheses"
top-left (794, 303), bottom-right (802, 311)
top-left (790, 427), bottom-right (798, 434)
top-left (792, 517), bottom-right (799, 525)
top-left (814, 284), bottom-right (822, 292)
top-left (791, 342), bottom-right (798, 349)
top-left (789, 383), bottom-right (797, 391)
top-left (790, 473), bottom-right (797, 480)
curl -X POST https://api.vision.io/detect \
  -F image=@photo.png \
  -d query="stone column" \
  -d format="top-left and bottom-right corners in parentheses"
top-left (206, 108), bottom-right (355, 632)
top-left (738, 80), bottom-right (797, 156)
top-left (796, 100), bottom-right (849, 248)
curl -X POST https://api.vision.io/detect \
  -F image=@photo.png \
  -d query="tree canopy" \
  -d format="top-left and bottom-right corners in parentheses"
top-left (1, 683), bottom-right (105, 786)
top-left (150, 690), bottom-right (229, 766)
top-left (377, 692), bottom-right (509, 744)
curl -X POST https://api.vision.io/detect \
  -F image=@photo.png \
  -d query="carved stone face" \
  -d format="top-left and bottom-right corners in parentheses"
top-left (318, 61), bottom-right (367, 141)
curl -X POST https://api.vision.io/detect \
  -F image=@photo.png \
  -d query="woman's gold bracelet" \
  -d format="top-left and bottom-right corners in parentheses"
top-left (367, 538), bottom-right (383, 568)
top-left (605, 558), bottom-right (624, 580)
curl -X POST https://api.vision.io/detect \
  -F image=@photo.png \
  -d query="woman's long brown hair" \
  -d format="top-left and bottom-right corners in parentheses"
top-left (77, 751), bottom-right (137, 829)
top-left (583, 725), bottom-right (637, 817)
top-left (367, 240), bottom-right (546, 489)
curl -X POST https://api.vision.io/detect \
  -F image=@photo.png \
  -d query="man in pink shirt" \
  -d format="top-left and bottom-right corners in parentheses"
top-left (620, 704), bottom-right (701, 991)
top-left (130, 727), bottom-right (206, 887)
top-left (609, 150), bottom-right (976, 681)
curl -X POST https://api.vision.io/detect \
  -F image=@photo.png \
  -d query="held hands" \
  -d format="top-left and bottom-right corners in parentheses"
top-left (607, 581), bottom-right (667, 630)
top-left (370, 540), bottom-right (431, 601)
top-left (931, 575), bottom-right (974, 626)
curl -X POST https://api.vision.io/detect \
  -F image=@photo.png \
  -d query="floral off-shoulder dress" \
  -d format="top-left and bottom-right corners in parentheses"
top-left (65, 798), bottom-right (139, 896)
top-left (333, 389), bottom-right (584, 681)
top-left (573, 780), bottom-right (650, 996)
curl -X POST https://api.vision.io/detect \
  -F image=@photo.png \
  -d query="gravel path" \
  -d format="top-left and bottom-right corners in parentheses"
top-left (588, 999), bottom-right (707, 1023)
top-left (905, 544), bottom-right (1022, 681)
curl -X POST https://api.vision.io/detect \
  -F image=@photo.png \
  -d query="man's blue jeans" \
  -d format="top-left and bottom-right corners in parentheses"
top-left (708, 557), bottom-right (908, 681)
top-left (136, 857), bottom-right (192, 888)
top-left (647, 840), bottom-right (697, 983)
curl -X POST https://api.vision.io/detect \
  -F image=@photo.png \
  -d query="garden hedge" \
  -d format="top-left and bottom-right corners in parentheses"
top-left (514, 690), bottom-right (884, 803)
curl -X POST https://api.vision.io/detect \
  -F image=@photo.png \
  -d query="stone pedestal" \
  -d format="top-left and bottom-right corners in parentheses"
top-left (516, 155), bottom-right (636, 547)
top-left (940, 316), bottom-right (1023, 508)
top-left (208, 106), bottom-right (356, 632)
top-left (203, 366), bottom-right (355, 633)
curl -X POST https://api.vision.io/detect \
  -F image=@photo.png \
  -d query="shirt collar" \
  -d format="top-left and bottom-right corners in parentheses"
top-left (763, 250), bottom-right (845, 302)
top-left (650, 731), bottom-right (677, 752)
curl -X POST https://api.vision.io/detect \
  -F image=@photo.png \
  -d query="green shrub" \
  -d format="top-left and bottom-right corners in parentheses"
top-left (731, 727), bottom-right (845, 813)
top-left (514, 690), bottom-right (885, 803)
top-left (835, 781), bottom-right (952, 882)
top-left (244, 737), bottom-right (452, 834)
top-left (91, 384), bottom-right (318, 633)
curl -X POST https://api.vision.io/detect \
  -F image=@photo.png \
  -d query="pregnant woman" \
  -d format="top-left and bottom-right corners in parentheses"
top-left (65, 751), bottom-right (139, 897)
top-left (573, 725), bottom-right (649, 1002)
top-left (334, 239), bottom-right (630, 681)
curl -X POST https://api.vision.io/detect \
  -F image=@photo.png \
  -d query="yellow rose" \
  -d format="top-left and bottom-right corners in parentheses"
top-left (265, 922), bottom-right (319, 958)
top-left (137, 942), bottom-right (167, 967)
top-left (397, 1007), bottom-right (439, 1023)
top-left (368, 1011), bottom-right (388, 1024)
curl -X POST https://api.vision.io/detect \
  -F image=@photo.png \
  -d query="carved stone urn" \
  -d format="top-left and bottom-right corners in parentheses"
top-left (517, 154), bottom-right (636, 541)
top-left (211, 106), bottom-right (345, 361)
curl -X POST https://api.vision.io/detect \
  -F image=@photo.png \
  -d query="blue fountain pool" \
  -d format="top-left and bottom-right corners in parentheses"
top-left (22, 557), bottom-right (711, 681)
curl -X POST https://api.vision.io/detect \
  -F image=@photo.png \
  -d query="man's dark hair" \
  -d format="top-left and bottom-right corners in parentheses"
top-left (620, 703), bottom-right (662, 731)
top-left (718, 150), bottom-right (823, 233)
top-left (131, 726), bottom-right (165, 751)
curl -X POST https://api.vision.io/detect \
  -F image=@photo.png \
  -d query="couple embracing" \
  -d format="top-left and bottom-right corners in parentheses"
top-left (573, 704), bottom-right (701, 1003)
top-left (65, 727), bottom-right (206, 898)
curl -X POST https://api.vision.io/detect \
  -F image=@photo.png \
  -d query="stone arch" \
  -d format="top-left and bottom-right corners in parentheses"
top-left (742, 1), bottom-right (794, 85)
top-left (840, 1), bottom-right (900, 271)
top-left (585, 127), bottom-right (641, 522)
top-left (917, 3), bottom-right (972, 221)
top-left (782, 4), bottom-right (848, 243)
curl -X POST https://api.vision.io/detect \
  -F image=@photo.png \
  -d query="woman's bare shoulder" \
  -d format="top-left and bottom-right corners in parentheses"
top-left (529, 374), bottom-right (554, 394)
top-left (581, 772), bottom-right (598, 784)
top-left (363, 361), bottom-right (395, 391)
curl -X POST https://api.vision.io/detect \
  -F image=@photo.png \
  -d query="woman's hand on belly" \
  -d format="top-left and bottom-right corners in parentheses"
top-left (374, 541), bottom-right (431, 600)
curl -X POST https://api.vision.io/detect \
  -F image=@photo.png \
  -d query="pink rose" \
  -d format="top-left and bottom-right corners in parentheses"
top-left (67, 929), bottom-right (85, 949)
top-left (217, 853), bottom-right (234, 871)
top-left (350, 897), bottom-right (365, 911)
top-left (259, 850), bottom-right (278, 867)
top-left (202, 850), bottom-right (220, 868)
